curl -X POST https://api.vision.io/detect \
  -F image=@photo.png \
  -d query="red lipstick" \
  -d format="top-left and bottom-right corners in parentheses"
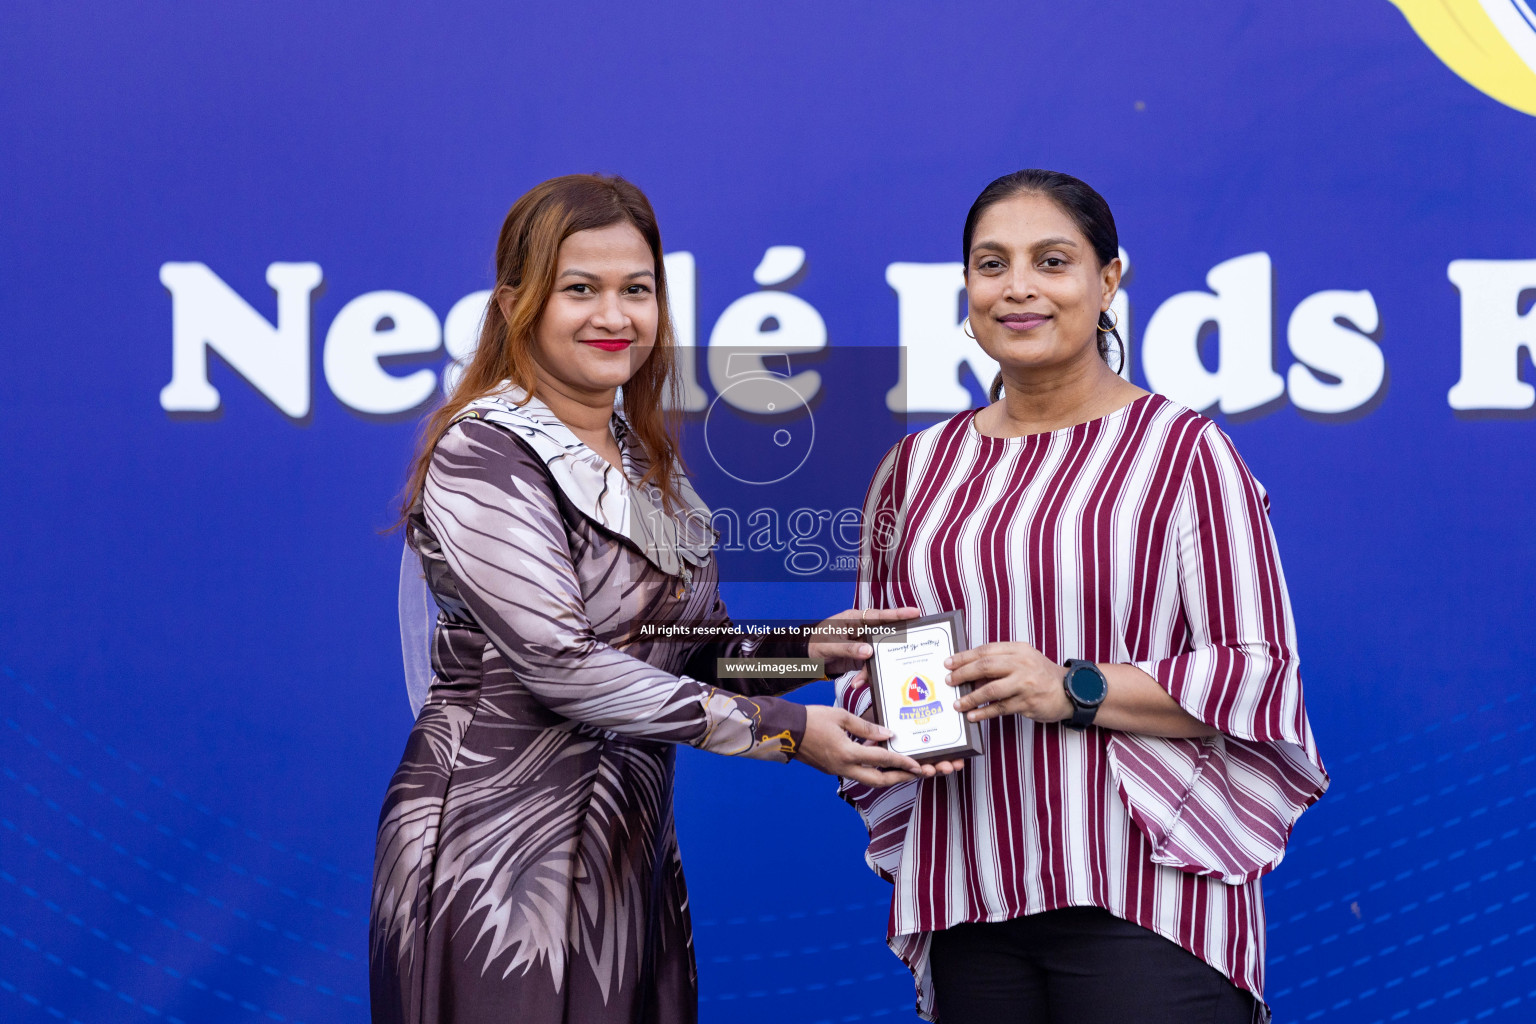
top-left (581, 340), bottom-right (632, 352)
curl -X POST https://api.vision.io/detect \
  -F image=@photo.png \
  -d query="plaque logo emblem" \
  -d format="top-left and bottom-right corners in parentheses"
top-left (905, 675), bottom-right (932, 704)
top-left (898, 674), bottom-right (944, 726)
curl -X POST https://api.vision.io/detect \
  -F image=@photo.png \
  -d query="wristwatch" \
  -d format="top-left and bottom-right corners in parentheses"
top-left (1061, 659), bottom-right (1108, 730)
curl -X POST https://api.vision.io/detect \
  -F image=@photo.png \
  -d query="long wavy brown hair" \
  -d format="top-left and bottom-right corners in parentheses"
top-left (400, 174), bottom-right (684, 527)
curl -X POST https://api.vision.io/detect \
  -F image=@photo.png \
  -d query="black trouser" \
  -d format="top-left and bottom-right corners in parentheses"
top-left (928, 907), bottom-right (1260, 1024)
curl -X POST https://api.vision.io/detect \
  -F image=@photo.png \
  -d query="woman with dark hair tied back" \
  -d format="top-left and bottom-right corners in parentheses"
top-left (834, 170), bottom-right (1328, 1023)
top-left (369, 174), bottom-right (930, 1024)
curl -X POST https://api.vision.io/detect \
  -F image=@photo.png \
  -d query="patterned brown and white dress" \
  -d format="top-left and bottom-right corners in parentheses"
top-left (370, 388), bottom-right (808, 1024)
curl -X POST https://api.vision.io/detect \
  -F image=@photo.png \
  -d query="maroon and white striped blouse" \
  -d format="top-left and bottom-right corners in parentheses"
top-left (835, 393), bottom-right (1328, 1019)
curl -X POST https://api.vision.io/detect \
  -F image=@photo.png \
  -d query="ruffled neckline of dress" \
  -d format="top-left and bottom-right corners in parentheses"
top-left (455, 384), bottom-right (717, 578)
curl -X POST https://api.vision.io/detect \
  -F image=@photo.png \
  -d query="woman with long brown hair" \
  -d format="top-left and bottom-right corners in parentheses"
top-left (369, 174), bottom-right (924, 1024)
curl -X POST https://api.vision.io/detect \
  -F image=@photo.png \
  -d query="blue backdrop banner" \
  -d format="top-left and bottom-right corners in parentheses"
top-left (3, 3), bottom-right (1535, 1023)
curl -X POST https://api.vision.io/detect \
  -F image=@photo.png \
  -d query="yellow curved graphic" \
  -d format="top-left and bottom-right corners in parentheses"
top-left (1390, 0), bottom-right (1536, 115)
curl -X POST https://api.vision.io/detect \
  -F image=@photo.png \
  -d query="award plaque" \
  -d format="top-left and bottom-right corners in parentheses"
top-left (863, 609), bottom-right (984, 764)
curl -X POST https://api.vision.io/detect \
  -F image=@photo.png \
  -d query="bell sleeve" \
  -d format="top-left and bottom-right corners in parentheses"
top-left (1110, 423), bottom-right (1329, 884)
top-left (421, 418), bottom-right (805, 762)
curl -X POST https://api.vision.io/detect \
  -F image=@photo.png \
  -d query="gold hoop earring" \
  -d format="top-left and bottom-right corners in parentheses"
top-left (1099, 309), bottom-right (1119, 333)
top-left (961, 316), bottom-right (976, 340)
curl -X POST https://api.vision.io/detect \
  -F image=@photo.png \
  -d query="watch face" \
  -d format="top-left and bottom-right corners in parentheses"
top-left (1068, 665), bottom-right (1108, 704)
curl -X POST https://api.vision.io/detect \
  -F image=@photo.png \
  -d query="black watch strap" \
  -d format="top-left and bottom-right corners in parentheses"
top-left (1062, 659), bottom-right (1107, 730)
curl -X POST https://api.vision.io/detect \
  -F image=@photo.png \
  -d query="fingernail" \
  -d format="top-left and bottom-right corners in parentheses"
top-left (943, 657), bottom-right (952, 668)
top-left (860, 645), bottom-right (871, 657)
